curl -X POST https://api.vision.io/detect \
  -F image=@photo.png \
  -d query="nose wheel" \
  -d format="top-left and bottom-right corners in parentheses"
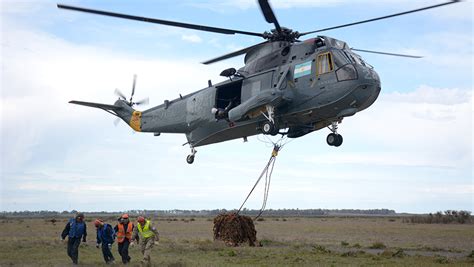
top-left (186, 147), bottom-right (197, 164)
top-left (260, 105), bottom-right (279, 136)
top-left (327, 121), bottom-right (343, 147)
top-left (326, 133), bottom-right (343, 147)
top-left (261, 121), bottom-right (279, 136)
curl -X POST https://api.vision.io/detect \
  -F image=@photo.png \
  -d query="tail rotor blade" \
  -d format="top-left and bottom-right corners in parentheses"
top-left (114, 88), bottom-right (126, 100)
top-left (130, 74), bottom-right (137, 103)
top-left (135, 97), bottom-right (149, 106)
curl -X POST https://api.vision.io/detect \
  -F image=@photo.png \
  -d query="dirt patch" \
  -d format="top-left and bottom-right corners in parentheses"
top-left (213, 213), bottom-right (257, 247)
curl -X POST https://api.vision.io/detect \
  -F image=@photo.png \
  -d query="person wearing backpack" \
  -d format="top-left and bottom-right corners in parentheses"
top-left (94, 219), bottom-right (116, 264)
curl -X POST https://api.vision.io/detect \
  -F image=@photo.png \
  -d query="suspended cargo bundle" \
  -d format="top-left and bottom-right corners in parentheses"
top-left (213, 213), bottom-right (257, 247)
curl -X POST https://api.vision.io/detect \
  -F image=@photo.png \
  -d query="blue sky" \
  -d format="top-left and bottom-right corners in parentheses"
top-left (1, 0), bottom-right (472, 213)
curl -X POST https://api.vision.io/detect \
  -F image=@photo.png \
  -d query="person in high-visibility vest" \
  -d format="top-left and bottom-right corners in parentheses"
top-left (113, 214), bottom-right (135, 264)
top-left (131, 216), bottom-right (159, 265)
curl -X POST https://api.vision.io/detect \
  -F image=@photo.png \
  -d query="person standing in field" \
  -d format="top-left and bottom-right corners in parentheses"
top-left (114, 214), bottom-right (135, 264)
top-left (131, 216), bottom-right (159, 266)
top-left (94, 219), bottom-right (116, 264)
top-left (60, 212), bottom-right (87, 265)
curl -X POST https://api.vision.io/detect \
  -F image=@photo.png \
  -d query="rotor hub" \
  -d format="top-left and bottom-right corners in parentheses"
top-left (263, 27), bottom-right (300, 42)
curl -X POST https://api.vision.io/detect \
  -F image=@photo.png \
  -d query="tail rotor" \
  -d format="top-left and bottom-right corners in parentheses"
top-left (115, 74), bottom-right (149, 107)
top-left (113, 74), bottom-right (149, 127)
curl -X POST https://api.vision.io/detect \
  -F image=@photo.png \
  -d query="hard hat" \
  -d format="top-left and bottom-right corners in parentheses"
top-left (121, 213), bottom-right (129, 219)
top-left (137, 216), bottom-right (145, 223)
top-left (94, 219), bottom-right (103, 227)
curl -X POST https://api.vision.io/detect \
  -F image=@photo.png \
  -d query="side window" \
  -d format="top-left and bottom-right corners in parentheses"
top-left (317, 52), bottom-right (334, 75)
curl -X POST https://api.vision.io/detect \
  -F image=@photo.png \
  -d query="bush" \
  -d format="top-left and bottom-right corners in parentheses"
top-left (369, 242), bottom-right (386, 249)
top-left (341, 250), bottom-right (365, 257)
top-left (468, 250), bottom-right (474, 258)
top-left (435, 256), bottom-right (450, 264)
top-left (313, 245), bottom-right (331, 254)
top-left (341, 241), bottom-right (349, 247)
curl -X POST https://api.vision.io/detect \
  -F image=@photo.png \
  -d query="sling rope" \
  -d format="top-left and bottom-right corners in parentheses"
top-left (237, 135), bottom-right (293, 220)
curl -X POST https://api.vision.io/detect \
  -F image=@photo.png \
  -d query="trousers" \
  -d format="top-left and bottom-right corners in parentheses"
top-left (140, 237), bottom-right (155, 265)
top-left (101, 243), bottom-right (115, 263)
top-left (66, 237), bottom-right (81, 264)
top-left (118, 239), bottom-right (131, 263)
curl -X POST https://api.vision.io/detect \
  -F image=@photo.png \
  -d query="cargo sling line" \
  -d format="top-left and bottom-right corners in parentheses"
top-left (237, 136), bottom-right (292, 220)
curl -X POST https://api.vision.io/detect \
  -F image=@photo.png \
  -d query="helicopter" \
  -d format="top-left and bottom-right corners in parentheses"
top-left (59, 0), bottom-right (461, 164)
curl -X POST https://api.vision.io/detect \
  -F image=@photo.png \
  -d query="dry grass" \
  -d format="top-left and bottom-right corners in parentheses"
top-left (0, 217), bottom-right (473, 266)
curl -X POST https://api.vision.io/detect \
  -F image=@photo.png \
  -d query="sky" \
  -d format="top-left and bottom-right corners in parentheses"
top-left (1, 0), bottom-right (472, 213)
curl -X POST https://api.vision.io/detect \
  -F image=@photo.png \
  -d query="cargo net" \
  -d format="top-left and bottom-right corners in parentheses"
top-left (213, 213), bottom-right (257, 247)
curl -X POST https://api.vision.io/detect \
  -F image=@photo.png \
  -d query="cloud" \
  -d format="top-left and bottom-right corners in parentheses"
top-left (1, 1), bottom-right (472, 213)
top-left (181, 34), bottom-right (203, 43)
top-left (0, 22), bottom-right (224, 170)
top-left (341, 85), bottom-right (472, 167)
top-left (384, 85), bottom-right (472, 105)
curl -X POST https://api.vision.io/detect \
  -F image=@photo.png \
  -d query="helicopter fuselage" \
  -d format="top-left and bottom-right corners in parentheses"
top-left (134, 36), bottom-right (381, 147)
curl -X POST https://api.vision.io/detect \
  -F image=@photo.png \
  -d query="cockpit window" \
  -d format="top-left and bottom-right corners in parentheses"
top-left (349, 52), bottom-right (362, 65)
top-left (346, 50), bottom-right (374, 69)
top-left (317, 52), bottom-right (334, 75)
top-left (333, 50), bottom-right (351, 68)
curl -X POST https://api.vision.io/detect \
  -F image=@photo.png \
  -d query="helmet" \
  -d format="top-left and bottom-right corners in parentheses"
top-left (94, 219), bottom-right (103, 227)
top-left (137, 216), bottom-right (145, 223)
top-left (121, 213), bottom-right (129, 219)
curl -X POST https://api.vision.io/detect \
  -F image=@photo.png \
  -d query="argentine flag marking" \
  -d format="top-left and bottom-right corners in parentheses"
top-left (294, 61), bottom-right (312, 79)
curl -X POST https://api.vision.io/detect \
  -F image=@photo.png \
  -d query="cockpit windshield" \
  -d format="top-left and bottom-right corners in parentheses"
top-left (346, 50), bottom-right (373, 69)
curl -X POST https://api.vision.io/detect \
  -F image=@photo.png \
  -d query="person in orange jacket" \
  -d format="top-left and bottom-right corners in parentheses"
top-left (114, 214), bottom-right (135, 264)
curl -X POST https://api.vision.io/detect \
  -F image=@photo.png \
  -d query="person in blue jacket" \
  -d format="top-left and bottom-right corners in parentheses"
top-left (61, 213), bottom-right (87, 265)
top-left (94, 219), bottom-right (116, 264)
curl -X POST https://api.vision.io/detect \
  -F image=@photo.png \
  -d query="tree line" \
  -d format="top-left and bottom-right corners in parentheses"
top-left (403, 210), bottom-right (472, 224)
top-left (1, 208), bottom-right (396, 218)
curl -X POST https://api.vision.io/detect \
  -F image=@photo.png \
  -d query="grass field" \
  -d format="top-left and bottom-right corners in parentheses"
top-left (0, 216), bottom-right (473, 266)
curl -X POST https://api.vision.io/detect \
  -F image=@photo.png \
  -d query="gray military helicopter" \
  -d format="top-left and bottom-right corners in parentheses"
top-left (59, 0), bottom-right (461, 164)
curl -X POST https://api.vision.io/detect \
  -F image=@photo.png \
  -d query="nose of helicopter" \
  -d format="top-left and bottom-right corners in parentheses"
top-left (350, 67), bottom-right (381, 112)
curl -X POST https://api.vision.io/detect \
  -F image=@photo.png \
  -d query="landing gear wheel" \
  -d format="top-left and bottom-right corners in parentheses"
top-left (327, 133), bottom-right (343, 147)
top-left (334, 134), bottom-right (343, 147)
top-left (326, 133), bottom-right (338, 146)
top-left (186, 155), bottom-right (195, 164)
top-left (270, 127), bottom-right (279, 136)
top-left (262, 122), bottom-right (275, 135)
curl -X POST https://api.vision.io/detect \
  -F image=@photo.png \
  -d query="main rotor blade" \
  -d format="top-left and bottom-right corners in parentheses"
top-left (258, 0), bottom-right (281, 33)
top-left (57, 4), bottom-right (263, 37)
top-left (202, 41), bottom-right (268, 65)
top-left (299, 0), bottom-right (461, 36)
top-left (351, 48), bottom-right (422, 58)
